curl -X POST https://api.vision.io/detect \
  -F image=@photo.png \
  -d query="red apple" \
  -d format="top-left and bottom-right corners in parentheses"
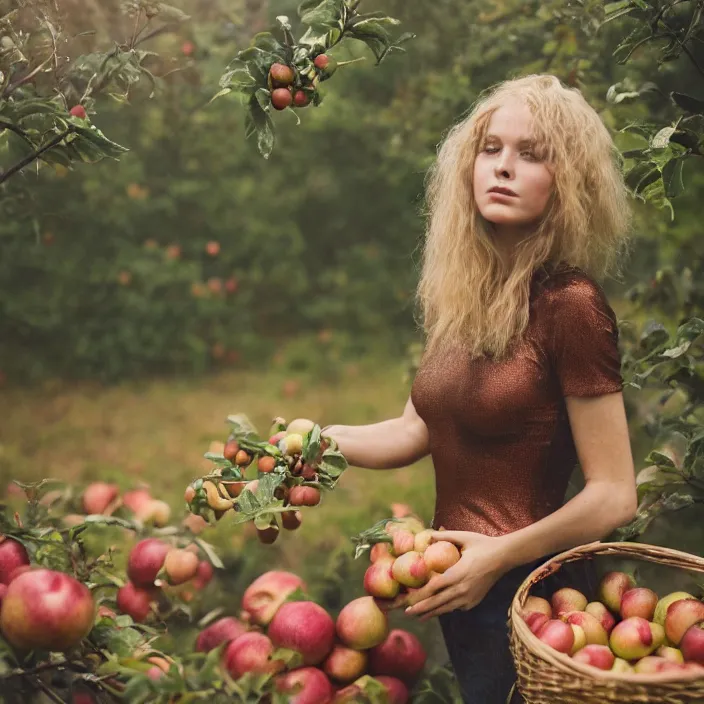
top-left (561, 611), bottom-right (609, 646)
top-left (0, 536), bottom-right (30, 585)
top-left (71, 689), bottom-right (98, 704)
top-left (609, 616), bottom-right (656, 660)
top-left (620, 587), bottom-right (658, 621)
top-left (524, 612), bottom-right (550, 635)
top-left (523, 596), bottom-right (552, 619)
top-left (680, 622), bottom-right (704, 665)
top-left (0, 568), bottom-right (95, 651)
top-left (551, 588), bottom-right (587, 618)
top-left (585, 601), bottom-right (616, 634)
top-left (269, 62), bottom-right (295, 86)
top-left (122, 489), bottom-right (153, 515)
top-left (656, 645), bottom-right (685, 664)
top-left (289, 486), bottom-right (321, 507)
top-left (127, 538), bottom-right (170, 587)
top-left (162, 549), bottom-right (199, 586)
top-left (390, 530), bottom-right (415, 557)
top-left (271, 87), bottom-right (293, 110)
top-left (368, 629), bottom-right (427, 684)
top-left (391, 551), bottom-right (428, 588)
top-left (241, 570), bottom-right (306, 626)
top-left (570, 624), bottom-right (587, 655)
top-left (82, 482), bottom-right (119, 515)
top-left (374, 676), bottom-right (409, 704)
top-left (69, 105), bottom-right (87, 119)
top-left (633, 655), bottom-right (683, 674)
top-left (195, 616), bottom-right (247, 652)
top-left (611, 657), bottom-right (634, 673)
top-left (222, 632), bottom-right (283, 678)
top-left (140, 499), bottom-right (171, 527)
top-left (116, 582), bottom-right (156, 623)
top-left (598, 571), bottom-right (635, 614)
top-left (206, 241), bottom-right (220, 256)
top-left (536, 619), bottom-right (574, 654)
top-left (370, 543), bottom-right (392, 562)
top-left (192, 560), bottom-right (214, 589)
top-left (654, 591), bottom-right (694, 626)
top-left (336, 596), bottom-right (388, 650)
top-left (323, 644), bottom-right (367, 683)
top-left (269, 601), bottom-right (336, 665)
top-left (276, 667), bottom-right (333, 704)
top-left (571, 644), bottom-right (615, 670)
top-left (665, 599), bottom-right (704, 645)
top-left (422, 541), bottom-right (460, 574)
top-left (363, 559), bottom-right (400, 600)
top-left (413, 529), bottom-right (434, 553)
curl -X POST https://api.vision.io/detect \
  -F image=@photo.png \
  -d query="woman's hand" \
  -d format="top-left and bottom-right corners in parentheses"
top-left (404, 531), bottom-right (513, 622)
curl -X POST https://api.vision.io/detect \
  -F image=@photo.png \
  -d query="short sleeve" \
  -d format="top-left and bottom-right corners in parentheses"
top-left (547, 276), bottom-right (623, 397)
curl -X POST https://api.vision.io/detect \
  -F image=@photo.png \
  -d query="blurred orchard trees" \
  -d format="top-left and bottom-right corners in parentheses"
top-left (0, 0), bottom-right (703, 393)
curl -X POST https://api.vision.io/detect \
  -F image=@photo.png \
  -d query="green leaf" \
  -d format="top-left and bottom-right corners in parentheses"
top-left (72, 125), bottom-right (128, 160)
top-left (625, 162), bottom-right (660, 195)
top-left (670, 92), bottom-right (704, 114)
top-left (194, 538), bottom-right (224, 569)
top-left (644, 450), bottom-right (678, 469)
top-left (661, 157), bottom-right (685, 199)
top-left (226, 413), bottom-right (259, 436)
top-left (636, 466), bottom-right (684, 498)
top-left (677, 317), bottom-right (704, 341)
top-left (300, 0), bottom-right (344, 29)
top-left (251, 32), bottom-right (287, 59)
top-left (350, 518), bottom-right (393, 559)
top-left (651, 126), bottom-right (677, 150)
top-left (303, 425), bottom-right (322, 465)
top-left (156, 3), bottom-right (191, 21)
top-left (219, 66), bottom-right (257, 91)
top-left (209, 87), bottom-right (232, 104)
top-left (319, 449), bottom-right (347, 475)
top-left (639, 320), bottom-right (670, 350)
top-left (603, 0), bottom-right (636, 23)
top-left (246, 99), bottom-right (275, 160)
top-left (254, 87), bottom-right (271, 112)
top-left (606, 83), bottom-right (641, 104)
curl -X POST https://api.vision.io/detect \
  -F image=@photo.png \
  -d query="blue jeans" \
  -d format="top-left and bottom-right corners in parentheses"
top-left (439, 555), bottom-right (597, 704)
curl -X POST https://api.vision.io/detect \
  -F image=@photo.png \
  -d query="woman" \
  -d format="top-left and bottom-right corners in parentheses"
top-left (321, 74), bottom-right (638, 703)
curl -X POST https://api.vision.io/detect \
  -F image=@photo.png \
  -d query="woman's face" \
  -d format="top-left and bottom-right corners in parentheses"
top-left (473, 99), bottom-right (554, 239)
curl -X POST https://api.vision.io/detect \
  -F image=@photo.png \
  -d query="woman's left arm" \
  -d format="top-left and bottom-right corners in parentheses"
top-left (406, 391), bottom-right (638, 621)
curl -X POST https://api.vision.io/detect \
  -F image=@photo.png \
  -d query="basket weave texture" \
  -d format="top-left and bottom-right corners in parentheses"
top-left (508, 541), bottom-right (704, 704)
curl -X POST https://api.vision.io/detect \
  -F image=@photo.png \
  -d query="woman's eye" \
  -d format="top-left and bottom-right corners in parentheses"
top-left (483, 146), bottom-right (498, 153)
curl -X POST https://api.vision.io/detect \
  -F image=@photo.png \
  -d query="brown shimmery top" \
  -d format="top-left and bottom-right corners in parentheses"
top-left (410, 263), bottom-right (623, 537)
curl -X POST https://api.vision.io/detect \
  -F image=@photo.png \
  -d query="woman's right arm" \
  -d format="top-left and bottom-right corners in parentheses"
top-left (322, 396), bottom-right (430, 470)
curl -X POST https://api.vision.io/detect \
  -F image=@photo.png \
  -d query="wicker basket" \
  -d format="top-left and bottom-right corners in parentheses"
top-left (508, 541), bottom-right (704, 704)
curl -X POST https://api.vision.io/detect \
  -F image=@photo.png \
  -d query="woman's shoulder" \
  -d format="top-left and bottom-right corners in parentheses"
top-left (532, 261), bottom-right (618, 339)
top-left (533, 262), bottom-right (611, 311)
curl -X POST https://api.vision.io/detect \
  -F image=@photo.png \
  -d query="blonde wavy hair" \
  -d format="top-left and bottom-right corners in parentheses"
top-left (416, 73), bottom-right (633, 360)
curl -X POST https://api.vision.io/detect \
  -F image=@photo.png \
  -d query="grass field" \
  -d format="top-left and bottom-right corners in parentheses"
top-left (0, 359), bottom-right (452, 666)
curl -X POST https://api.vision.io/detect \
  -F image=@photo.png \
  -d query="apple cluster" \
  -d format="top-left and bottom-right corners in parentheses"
top-left (521, 570), bottom-right (704, 675)
top-left (116, 537), bottom-right (214, 623)
top-left (361, 514), bottom-right (460, 609)
top-left (0, 535), bottom-right (95, 653)
top-left (193, 569), bottom-right (427, 703)
top-left (66, 481), bottom-right (172, 527)
top-left (185, 416), bottom-right (345, 544)
top-left (267, 54), bottom-right (336, 111)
